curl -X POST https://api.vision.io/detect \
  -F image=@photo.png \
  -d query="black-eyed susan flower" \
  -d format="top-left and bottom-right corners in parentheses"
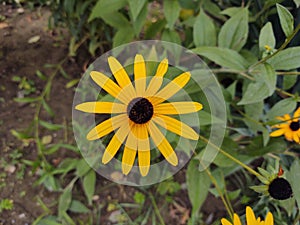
top-left (251, 166), bottom-right (293, 200)
top-left (75, 54), bottom-right (202, 176)
top-left (270, 107), bottom-right (300, 143)
top-left (221, 206), bottom-right (274, 225)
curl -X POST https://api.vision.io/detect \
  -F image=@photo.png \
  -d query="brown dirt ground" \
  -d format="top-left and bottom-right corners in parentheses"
top-left (0, 4), bottom-right (226, 225)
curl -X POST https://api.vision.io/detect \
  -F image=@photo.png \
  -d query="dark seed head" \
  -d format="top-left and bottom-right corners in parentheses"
top-left (268, 177), bottom-right (293, 200)
top-left (127, 97), bottom-right (153, 124)
top-left (289, 121), bottom-right (300, 131)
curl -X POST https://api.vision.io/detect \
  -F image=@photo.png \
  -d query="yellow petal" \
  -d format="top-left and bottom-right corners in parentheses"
top-left (75, 102), bottom-right (126, 114)
top-left (102, 122), bottom-right (130, 164)
top-left (264, 212), bottom-right (274, 225)
top-left (134, 54), bottom-right (146, 96)
top-left (293, 107), bottom-right (300, 121)
top-left (293, 132), bottom-right (300, 143)
top-left (152, 115), bottom-right (199, 140)
top-left (90, 71), bottom-right (129, 104)
top-left (144, 58), bottom-right (168, 96)
top-left (122, 147), bottom-right (137, 175)
top-left (153, 72), bottom-right (191, 105)
top-left (86, 114), bottom-right (127, 140)
top-left (154, 102), bottom-right (203, 114)
top-left (269, 129), bottom-right (285, 137)
top-left (138, 150), bottom-right (150, 176)
top-left (284, 130), bottom-right (293, 141)
top-left (108, 56), bottom-right (136, 98)
top-left (233, 214), bottom-right (242, 225)
top-left (148, 121), bottom-right (178, 166)
top-left (220, 218), bottom-right (233, 225)
top-left (246, 206), bottom-right (257, 225)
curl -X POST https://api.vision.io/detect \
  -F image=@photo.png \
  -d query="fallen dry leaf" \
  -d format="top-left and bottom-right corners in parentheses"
top-left (0, 22), bottom-right (9, 29)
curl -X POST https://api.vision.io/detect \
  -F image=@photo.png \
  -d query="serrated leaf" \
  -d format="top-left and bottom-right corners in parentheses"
top-left (218, 8), bottom-right (248, 51)
top-left (268, 47), bottom-right (300, 70)
top-left (192, 46), bottom-right (247, 70)
top-left (83, 170), bottom-right (96, 205)
top-left (259, 22), bottom-right (276, 52)
top-left (276, 4), bottom-right (294, 37)
top-left (193, 9), bottom-right (216, 47)
top-left (238, 82), bottom-right (269, 105)
top-left (186, 159), bottom-right (210, 216)
top-left (128, 0), bottom-right (147, 21)
top-left (88, 0), bottom-right (127, 22)
top-left (163, 0), bottom-right (181, 29)
top-left (69, 200), bottom-right (90, 213)
top-left (267, 98), bottom-right (297, 119)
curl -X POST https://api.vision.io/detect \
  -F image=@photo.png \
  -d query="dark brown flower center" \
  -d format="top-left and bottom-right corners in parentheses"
top-left (289, 121), bottom-right (300, 131)
top-left (127, 97), bottom-right (153, 124)
top-left (268, 177), bottom-right (293, 200)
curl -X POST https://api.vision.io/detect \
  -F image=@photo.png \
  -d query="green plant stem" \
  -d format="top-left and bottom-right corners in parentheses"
top-left (149, 193), bottom-right (165, 225)
top-left (34, 58), bottom-right (68, 160)
top-left (277, 71), bottom-right (300, 75)
top-left (253, 23), bottom-right (300, 67)
top-left (201, 164), bottom-right (234, 220)
top-left (198, 135), bottom-right (265, 181)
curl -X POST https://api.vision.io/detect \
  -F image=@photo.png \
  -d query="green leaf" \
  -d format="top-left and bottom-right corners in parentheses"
top-left (267, 98), bottom-right (297, 119)
top-left (283, 74), bottom-right (298, 90)
top-left (113, 27), bottom-right (135, 48)
top-left (42, 100), bottom-right (55, 117)
top-left (259, 22), bottom-right (276, 52)
top-left (83, 170), bottom-right (96, 205)
top-left (69, 200), bottom-right (90, 213)
top-left (192, 46), bottom-right (247, 70)
top-left (220, 7), bottom-right (241, 17)
top-left (268, 47), bottom-right (300, 70)
top-left (218, 8), bottom-right (248, 51)
top-left (245, 136), bottom-right (286, 156)
top-left (35, 217), bottom-right (61, 225)
top-left (161, 29), bottom-right (181, 44)
top-left (276, 4), bottom-right (294, 37)
top-left (100, 12), bottom-right (130, 29)
top-left (186, 159), bottom-right (210, 216)
top-left (163, 0), bottom-right (181, 29)
top-left (249, 63), bottom-right (276, 95)
top-left (131, 2), bottom-right (148, 35)
top-left (145, 19), bottom-right (166, 39)
top-left (76, 159), bottom-right (92, 177)
top-left (128, 0), bottom-right (147, 21)
top-left (65, 79), bottom-right (80, 89)
top-left (36, 70), bottom-right (47, 81)
top-left (294, 0), bottom-right (300, 7)
top-left (238, 82), bottom-right (269, 105)
top-left (193, 10), bottom-right (216, 47)
top-left (58, 186), bottom-right (72, 218)
top-left (14, 97), bottom-right (40, 103)
top-left (88, 0), bottom-right (127, 22)
top-left (287, 160), bottom-right (300, 207)
top-left (39, 120), bottom-right (63, 131)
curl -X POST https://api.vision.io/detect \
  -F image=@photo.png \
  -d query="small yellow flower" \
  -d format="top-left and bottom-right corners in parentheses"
top-left (264, 45), bottom-right (272, 51)
top-left (75, 54), bottom-right (202, 176)
top-left (221, 206), bottom-right (274, 225)
top-left (270, 107), bottom-right (300, 143)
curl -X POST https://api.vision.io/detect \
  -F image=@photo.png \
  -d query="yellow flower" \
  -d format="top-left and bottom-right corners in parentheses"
top-left (221, 206), bottom-right (274, 225)
top-left (75, 54), bottom-right (202, 176)
top-left (270, 107), bottom-right (300, 143)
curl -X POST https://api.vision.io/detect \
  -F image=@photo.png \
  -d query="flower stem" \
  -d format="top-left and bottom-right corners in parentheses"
top-left (149, 193), bottom-right (166, 225)
top-left (200, 163), bottom-right (234, 219)
top-left (198, 135), bottom-right (265, 181)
